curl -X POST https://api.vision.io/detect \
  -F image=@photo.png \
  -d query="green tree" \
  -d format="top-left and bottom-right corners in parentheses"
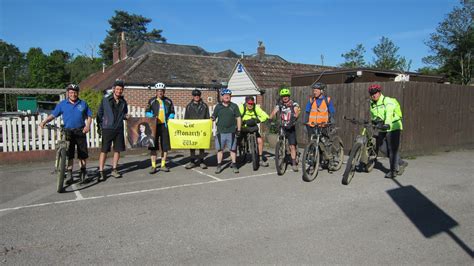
top-left (372, 36), bottom-right (411, 71)
top-left (68, 56), bottom-right (103, 84)
top-left (79, 88), bottom-right (103, 115)
top-left (423, 1), bottom-right (473, 84)
top-left (99, 10), bottom-right (166, 63)
top-left (0, 40), bottom-right (27, 88)
top-left (25, 48), bottom-right (71, 89)
top-left (340, 44), bottom-right (367, 68)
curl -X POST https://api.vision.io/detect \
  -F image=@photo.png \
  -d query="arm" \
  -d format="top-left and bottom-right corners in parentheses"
top-left (269, 106), bottom-right (278, 120)
top-left (97, 99), bottom-right (104, 126)
top-left (204, 103), bottom-right (210, 119)
top-left (168, 99), bottom-right (175, 119)
top-left (83, 117), bottom-right (92, 133)
top-left (39, 114), bottom-right (56, 128)
top-left (184, 103), bottom-right (190, 119)
top-left (39, 103), bottom-right (61, 128)
top-left (236, 116), bottom-right (242, 132)
top-left (256, 105), bottom-right (269, 123)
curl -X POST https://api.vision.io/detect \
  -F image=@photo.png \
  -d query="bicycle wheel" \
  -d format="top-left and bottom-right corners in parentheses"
top-left (329, 136), bottom-right (344, 171)
top-left (56, 148), bottom-right (67, 193)
top-left (248, 134), bottom-right (259, 171)
top-left (363, 147), bottom-right (377, 173)
top-left (342, 142), bottom-right (363, 185)
top-left (238, 139), bottom-right (246, 164)
top-left (275, 140), bottom-right (287, 175)
top-left (302, 140), bottom-right (320, 182)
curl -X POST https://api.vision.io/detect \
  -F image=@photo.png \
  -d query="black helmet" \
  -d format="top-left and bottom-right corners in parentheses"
top-left (66, 84), bottom-right (79, 92)
top-left (311, 82), bottom-right (326, 90)
top-left (192, 89), bottom-right (201, 96)
top-left (114, 79), bottom-right (125, 88)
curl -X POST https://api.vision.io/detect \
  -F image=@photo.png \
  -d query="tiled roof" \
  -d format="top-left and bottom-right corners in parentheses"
top-left (80, 52), bottom-right (238, 91)
top-left (240, 59), bottom-right (335, 89)
top-left (129, 42), bottom-right (239, 58)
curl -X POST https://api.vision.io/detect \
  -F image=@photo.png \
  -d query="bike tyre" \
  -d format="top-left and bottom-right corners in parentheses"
top-left (329, 136), bottom-right (344, 171)
top-left (364, 147), bottom-right (377, 173)
top-left (248, 134), bottom-right (259, 171)
top-left (342, 142), bottom-right (363, 185)
top-left (57, 148), bottom-right (67, 193)
top-left (275, 140), bottom-right (286, 175)
top-left (302, 140), bottom-right (320, 182)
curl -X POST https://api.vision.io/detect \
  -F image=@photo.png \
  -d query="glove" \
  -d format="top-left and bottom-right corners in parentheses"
top-left (145, 111), bottom-right (154, 118)
top-left (236, 130), bottom-right (241, 138)
top-left (379, 124), bottom-right (390, 130)
top-left (169, 113), bottom-right (175, 119)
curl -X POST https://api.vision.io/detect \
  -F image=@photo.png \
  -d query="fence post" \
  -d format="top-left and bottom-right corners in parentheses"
top-left (24, 117), bottom-right (30, 151)
top-left (12, 119), bottom-right (18, 152)
top-left (1, 120), bottom-right (6, 152)
top-left (31, 116), bottom-right (37, 151)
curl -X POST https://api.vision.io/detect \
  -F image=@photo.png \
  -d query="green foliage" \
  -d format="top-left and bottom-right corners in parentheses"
top-left (79, 88), bottom-right (103, 116)
top-left (26, 48), bottom-right (71, 89)
top-left (68, 56), bottom-right (103, 84)
top-left (99, 10), bottom-right (166, 64)
top-left (372, 36), bottom-right (411, 71)
top-left (423, 2), bottom-right (474, 84)
top-left (340, 44), bottom-right (367, 68)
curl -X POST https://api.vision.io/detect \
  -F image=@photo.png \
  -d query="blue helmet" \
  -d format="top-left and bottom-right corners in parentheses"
top-left (220, 88), bottom-right (232, 96)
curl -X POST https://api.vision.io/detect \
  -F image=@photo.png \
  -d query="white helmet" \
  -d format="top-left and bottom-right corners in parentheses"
top-left (155, 82), bottom-right (166, 90)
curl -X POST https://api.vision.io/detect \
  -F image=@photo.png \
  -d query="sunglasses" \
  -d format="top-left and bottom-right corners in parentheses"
top-left (369, 89), bottom-right (380, 95)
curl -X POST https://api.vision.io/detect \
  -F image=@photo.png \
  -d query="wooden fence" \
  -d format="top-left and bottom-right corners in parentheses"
top-left (0, 105), bottom-right (215, 152)
top-left (262, 82), bottom-right (474, 156)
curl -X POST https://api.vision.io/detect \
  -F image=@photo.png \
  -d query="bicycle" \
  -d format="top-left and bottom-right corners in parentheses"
top-left (46, 125), bottom-right (86, 193)
top-left (341, 117), bottom-right (379, 185)
top-left (302, 123), bottom-right (344, 182)
top-left (238, 127), bottom-right (260, 171)
top-left (274, 124), bottom-right (300, 175)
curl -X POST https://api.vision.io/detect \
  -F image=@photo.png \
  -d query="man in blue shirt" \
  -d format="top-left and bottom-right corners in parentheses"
top-left (40, 84), bottom-right (93, 184)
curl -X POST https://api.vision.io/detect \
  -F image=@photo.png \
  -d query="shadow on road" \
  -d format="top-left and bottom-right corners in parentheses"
top-left (387, 178), bottom-right (473, 258)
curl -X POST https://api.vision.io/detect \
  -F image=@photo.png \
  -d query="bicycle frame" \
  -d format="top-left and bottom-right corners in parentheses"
top-left (347, 119), bottom-right (377, 166)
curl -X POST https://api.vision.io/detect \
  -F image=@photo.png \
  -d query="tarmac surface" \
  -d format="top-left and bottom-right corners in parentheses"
top-left (1, 149), bottom-right (473, 264)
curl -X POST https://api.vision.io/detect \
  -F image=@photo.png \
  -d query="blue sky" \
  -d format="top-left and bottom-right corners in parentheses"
top-left (0, 0), bottom-right (460, 70)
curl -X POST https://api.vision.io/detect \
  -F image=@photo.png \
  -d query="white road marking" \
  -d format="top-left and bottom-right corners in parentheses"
top-left (71, 184), bottom-right (84, 200)
top-left (0, 171), bottom-right (277, 213)
top-left (192, 168), bottom-right (222, 181)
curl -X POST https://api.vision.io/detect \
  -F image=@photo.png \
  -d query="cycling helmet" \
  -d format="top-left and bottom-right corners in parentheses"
top-left (368, 84), bottom-right (382, 94)
top-left (155, 82), bottom-right (166, 90)
top-left (279, 87), bottom-right (291, 97)
top-left (113, 79), bottom-right (125, 87)
top-left (192, 89), bottom-right (201, 96)
top-left (66, 84), bottom-right (79, 92)
top-left (220, 88), bottom-right (232, 96)
top-left (312, 82), bottom-right (326, 90)
top-left (245, 96), bottom-right (255, 104)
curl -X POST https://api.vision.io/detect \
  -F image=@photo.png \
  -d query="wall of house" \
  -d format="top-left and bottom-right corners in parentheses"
top-left (123, 88), bottom-right (220, 109)
top-left (227, 62), bottom-right (260, 96)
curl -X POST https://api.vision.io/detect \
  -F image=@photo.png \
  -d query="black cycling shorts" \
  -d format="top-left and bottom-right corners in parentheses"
top-left (66, 128), bottom-right (88, 160)
top-left (101, 129), bottom-right (126, 153)
top-left (149, 123), bottom-right (171, 152)
top-left (283, 126), bottom-right (297, 146)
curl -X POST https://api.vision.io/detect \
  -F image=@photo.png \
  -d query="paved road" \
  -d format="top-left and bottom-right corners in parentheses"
top-left (1, 150), bottom-right (473, 264)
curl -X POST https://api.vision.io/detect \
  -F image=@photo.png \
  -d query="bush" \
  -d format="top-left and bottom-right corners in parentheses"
top-left (80, 88), bottom-right (103, 116)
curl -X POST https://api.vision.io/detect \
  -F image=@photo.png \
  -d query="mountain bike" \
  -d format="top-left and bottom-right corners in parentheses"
top-left (238, 127), bottom-right (259, 171)
top-left (274, 125), bottom-right (300, 175)
top-left (341, 117), bottom-right (379, 185)
top-left (47, 125), bottom-right (86, 193)
top-left (302, 123), bottom-right (344, 182)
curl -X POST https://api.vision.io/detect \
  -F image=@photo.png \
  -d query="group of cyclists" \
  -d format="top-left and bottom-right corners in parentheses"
top-left (39, 79), bottom-right (408, 185)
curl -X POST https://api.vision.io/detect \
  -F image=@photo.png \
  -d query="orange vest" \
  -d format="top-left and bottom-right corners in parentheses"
top-left (308, 97), bottom-right (330, 126)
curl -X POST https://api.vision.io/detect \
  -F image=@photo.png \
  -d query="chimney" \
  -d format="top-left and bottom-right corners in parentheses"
top-left (112, 43), bottom-right (120, 64)
top-left (257, 41), bottom-right (265, 58)
top-left (120, 32), bottom-right (127, 60)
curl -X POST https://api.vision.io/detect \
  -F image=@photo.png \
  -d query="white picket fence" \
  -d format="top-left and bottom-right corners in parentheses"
top-left (0, 105), bottom-right (214, 152)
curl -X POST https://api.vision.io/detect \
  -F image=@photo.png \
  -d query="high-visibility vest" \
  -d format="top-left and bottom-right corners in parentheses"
top-left (308, 97), bottom-right (330, 125)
